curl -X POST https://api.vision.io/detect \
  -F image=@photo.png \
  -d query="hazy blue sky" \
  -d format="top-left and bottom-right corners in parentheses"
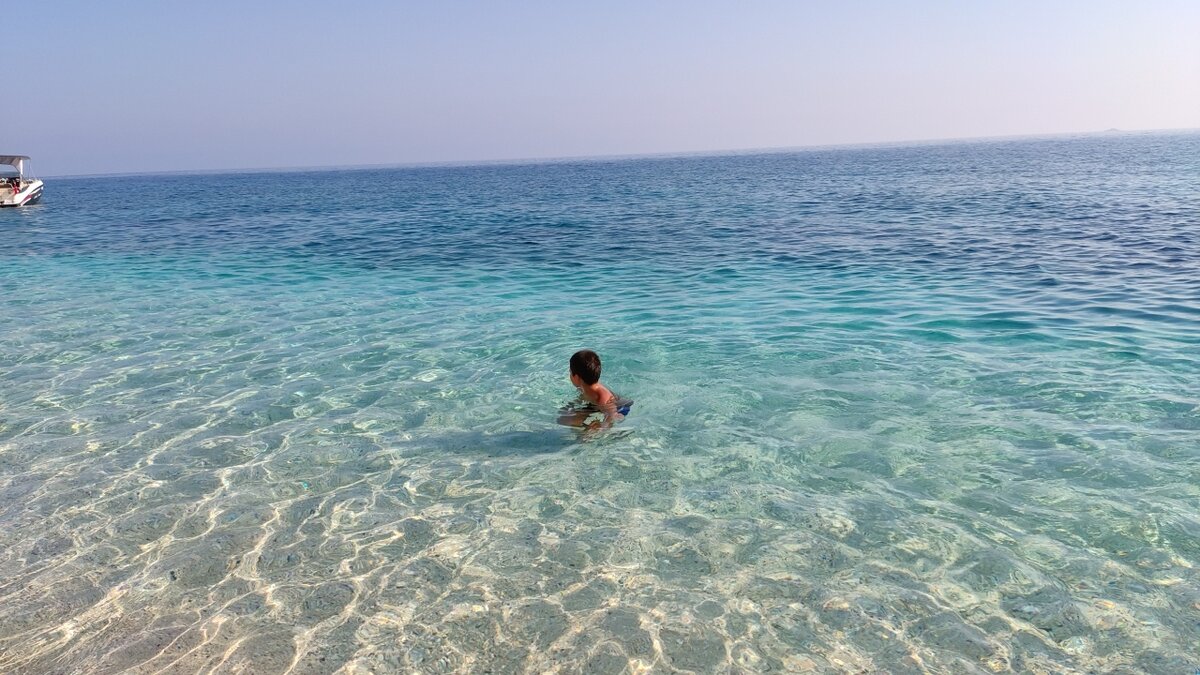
top-left (11, 1), bottom-right (1199, 175)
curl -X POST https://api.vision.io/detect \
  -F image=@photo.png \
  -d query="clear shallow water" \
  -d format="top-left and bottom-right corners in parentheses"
top-left (1, 132), bottom-right (1198, 674)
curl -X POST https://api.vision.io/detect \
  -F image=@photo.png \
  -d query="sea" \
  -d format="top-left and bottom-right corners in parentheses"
top-left (1, 131), bottom-right (1198, 674)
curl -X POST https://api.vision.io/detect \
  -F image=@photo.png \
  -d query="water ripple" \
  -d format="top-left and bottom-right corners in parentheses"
top-left (1, 132), bottom-right (1198, 673)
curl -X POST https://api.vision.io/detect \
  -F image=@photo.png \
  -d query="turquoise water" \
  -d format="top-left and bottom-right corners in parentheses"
top-left (1, 132), bottom-right (1198, 673)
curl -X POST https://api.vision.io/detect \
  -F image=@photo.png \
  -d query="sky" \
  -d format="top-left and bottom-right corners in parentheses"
top-left (8, 1), bottom-right (1199, 176)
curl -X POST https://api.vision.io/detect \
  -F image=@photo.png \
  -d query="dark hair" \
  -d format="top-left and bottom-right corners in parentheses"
top-left (570, 349), bottom-right (602, 385)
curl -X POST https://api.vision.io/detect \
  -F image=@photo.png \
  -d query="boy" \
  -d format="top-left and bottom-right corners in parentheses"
top-left (557, 349), bottom-right (631, 429)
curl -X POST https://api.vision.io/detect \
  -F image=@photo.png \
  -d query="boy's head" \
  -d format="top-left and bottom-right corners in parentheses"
top-left (569, 349), bottom-right (602, 386)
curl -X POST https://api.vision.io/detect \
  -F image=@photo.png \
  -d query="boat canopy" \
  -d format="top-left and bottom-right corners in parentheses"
top-left (0, 155), bottom-right (29, 176)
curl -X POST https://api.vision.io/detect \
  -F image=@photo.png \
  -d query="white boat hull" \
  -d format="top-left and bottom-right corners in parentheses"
top-left (1, 179), bottom-right (43, 207)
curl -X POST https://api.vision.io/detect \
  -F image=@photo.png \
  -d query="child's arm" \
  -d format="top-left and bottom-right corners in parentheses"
top-left (557, 397), bottom-right (588, 427)
top-left (557, 408), bottom-right (593, 427)
top-left (597, 395), bottom-right (622, 429)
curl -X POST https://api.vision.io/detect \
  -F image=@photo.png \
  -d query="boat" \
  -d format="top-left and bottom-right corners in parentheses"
top-left (0, 155), bottom-right (43, 207)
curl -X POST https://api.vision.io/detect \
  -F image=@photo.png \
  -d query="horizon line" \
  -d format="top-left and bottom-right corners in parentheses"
top-left (44, 126), bottom-right (1198, 180)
